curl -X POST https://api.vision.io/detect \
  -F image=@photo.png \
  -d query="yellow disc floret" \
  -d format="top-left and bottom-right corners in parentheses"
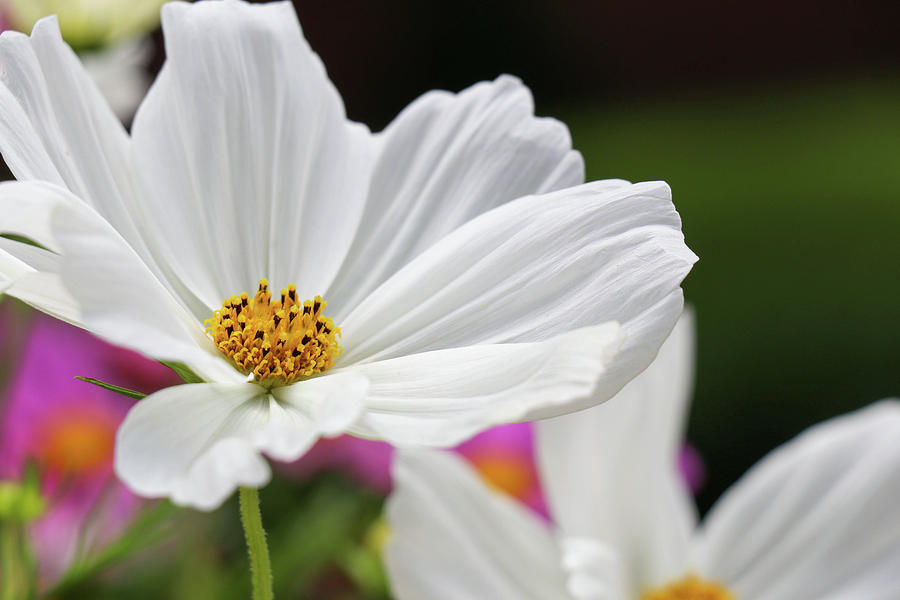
top-left (641, 574), bottom-right (737, 600)
top-left (206, 279), bottom-right (341, 385)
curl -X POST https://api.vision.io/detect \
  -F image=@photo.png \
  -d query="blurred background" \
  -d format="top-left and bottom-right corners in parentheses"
top-left (0, 0), bottom-right (897, 598)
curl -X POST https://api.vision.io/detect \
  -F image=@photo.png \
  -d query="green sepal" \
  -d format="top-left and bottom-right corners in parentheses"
top-left (74, 377), bottom-right (146, 400)
top-left (0, 234), bottom-right (53, 253)
top-left (161, 361), bottom-right (205, 384)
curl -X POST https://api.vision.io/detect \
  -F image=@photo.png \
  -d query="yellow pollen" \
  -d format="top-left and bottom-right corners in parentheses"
top-left (641, 574), bottom-right (737, 600)
top-left (205, 279), bottom-right (341, 385)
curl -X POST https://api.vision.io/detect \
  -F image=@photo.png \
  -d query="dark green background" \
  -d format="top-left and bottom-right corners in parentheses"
top-left (560, 78), bottom-right (900, 510)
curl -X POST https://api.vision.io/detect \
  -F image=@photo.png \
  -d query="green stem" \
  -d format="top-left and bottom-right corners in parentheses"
top-left (239, 487), bottom-right (273, 600)
top-left (1, 525), bottom-right (31, 600)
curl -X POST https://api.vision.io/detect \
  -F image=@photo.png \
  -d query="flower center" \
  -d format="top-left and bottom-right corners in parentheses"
top-left (39, 409), bottom-right (116, 475)
top-left (206, 279), bottom-right (341, 385)
top-left (468, 454), bottom-right (536, 502)
top-left (640, 574), bottom-right (737, 600)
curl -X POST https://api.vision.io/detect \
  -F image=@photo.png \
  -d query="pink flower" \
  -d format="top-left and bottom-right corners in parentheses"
top-left (283, 423), bottom-right (545, 515)
top-left (285, 424), bottom-right (705, 518)
top-left (677, 442), bottom-right (706, 494)
top-left (0, 311), bottom-right (178, 584)
top-left (455, 423), bottom-right (546, 515)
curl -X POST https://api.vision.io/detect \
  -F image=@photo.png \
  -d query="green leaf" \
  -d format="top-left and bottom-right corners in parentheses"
top-left (0, 234), bottom-right (52, 253)
top-left (161, 361), bottom-right (204, 384)
top-left (74, 377), bottom-right (146, 400)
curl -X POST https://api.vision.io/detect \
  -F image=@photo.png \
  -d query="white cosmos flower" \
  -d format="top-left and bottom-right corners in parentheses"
top-left (0, 0), bottom-right (695, 510)
top-left (387, 314), bottom-right (900, 600)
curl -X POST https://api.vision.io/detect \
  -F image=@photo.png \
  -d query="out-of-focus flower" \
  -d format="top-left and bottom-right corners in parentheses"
top-left (0, 0), bottom-right (694, 511)
top-left (385, 315), bottom-right (900, 599)
top-left (281, 436), bottom-right (394, 495)
top-left (78, 38), bottom-right (154, 121)
top-left (0, 0), bottom-right (165, 49)
top-left (0, 0), bottom-right (163, 120)
top-left (284, 423), bottom-right (546, 514)
top-left (456, 424), bottom-right (546, 515)
top-left (0, 313), bottom-right (177, 583)
top-left (676, 442), bottom-right (705, 495)
top-left (291, 422), bottom-right (699, 517)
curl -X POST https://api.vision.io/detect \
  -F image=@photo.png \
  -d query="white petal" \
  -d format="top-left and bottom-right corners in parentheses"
top-left (695, 400), bottom-right (900, 600)
top-left (559, 537), bottom-right (629, 600)
top-left (348, 323), bottom-right (623, 446)
top-left (115, 382), bottom-right (271, 511)
top-left (327, 75), bottom-right (583, 316)
top-left (385, 448), bottom-right (569, 600)
top-left (0, 236), bottom-right (80, 324)
top-left (0, 181), bottom-right (238, 382)
top-left (264, 372), bottom-right (368, 461)
top-left (116, 377), bottom-right (370, 510)
top-left (131, 0), bottom-right (375, 312)
top-left (536, 313), bottom-right (696, 596)
top-left (0, 18), bottom-right (146, 251)
top-left (341, 180), bottom-right (696, 418)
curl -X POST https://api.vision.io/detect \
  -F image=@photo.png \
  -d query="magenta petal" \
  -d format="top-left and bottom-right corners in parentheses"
top-left (677, 442), bottom-right (707, 494)
top-left (0, 313), bottom-right (175, 584)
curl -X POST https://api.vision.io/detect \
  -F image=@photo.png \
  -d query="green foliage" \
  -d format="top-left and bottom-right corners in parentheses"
top-left (46, 502), bottom-right (177, 599)
top-left (0, 473), bottom-right (46, 525)
top-left (75, 377), bottom-right (147, 400)
top-left (161, 362), bottom-right (205, 384)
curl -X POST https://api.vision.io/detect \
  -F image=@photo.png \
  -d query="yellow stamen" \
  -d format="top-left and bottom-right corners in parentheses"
top-left (641, 574), bottom-right (737, 600)
top-left (205, 279), bottom-right (341, 385)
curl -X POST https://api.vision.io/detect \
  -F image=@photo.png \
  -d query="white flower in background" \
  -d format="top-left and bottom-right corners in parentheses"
top-left (387, 315), bottom-right (900, 599)
top-left (1, 0), bottom-right (166, 48)
top-left (79, 39), bottom-right (153, 121)
top-left (0, 1), bottom-right (695, 510)
top-left (0, 0), bottom-right (163, 120)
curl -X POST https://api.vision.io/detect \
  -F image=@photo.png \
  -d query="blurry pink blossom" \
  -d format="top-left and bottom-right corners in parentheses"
top-left (677, 442), bottom-right (706, 494)
top-left (285, 423), bottom-right (705, 514)
top-left (455, 423), bottom-right (546, 515)
top-left (0, 311), bottom-right (178, 583)
top-left (283, 423), bottom-right (545, 513)
top-left (281, 435), bottom-right (394, 495)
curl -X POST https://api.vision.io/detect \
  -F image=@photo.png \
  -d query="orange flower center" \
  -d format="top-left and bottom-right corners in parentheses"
top-left (206, 279), bottom-right (341, 385)
top-left (470, 454), bottom-right (535, 501)
top-left (40, 412), bottom-right (115, 474)
top-left (641, 574), bottom-right (737, 600)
